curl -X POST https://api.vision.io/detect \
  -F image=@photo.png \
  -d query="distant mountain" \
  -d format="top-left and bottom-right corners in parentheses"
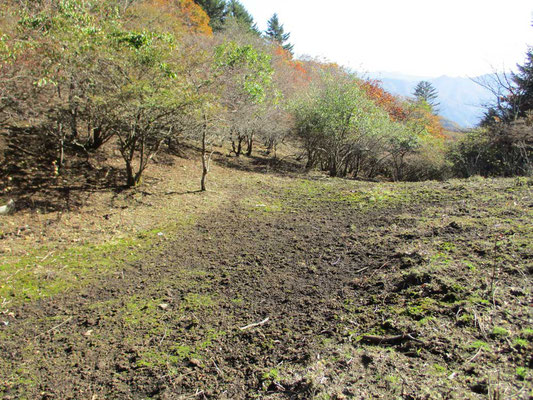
top-left (367, 72), bottom-right (495, 128)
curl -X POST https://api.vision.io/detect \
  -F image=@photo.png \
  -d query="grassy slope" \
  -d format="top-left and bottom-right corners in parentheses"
top-left (0, 153), bottom-right (532, 399)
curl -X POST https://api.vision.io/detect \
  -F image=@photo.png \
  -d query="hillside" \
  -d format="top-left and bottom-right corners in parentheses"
top-left (1, 1), bottom-right (532, 398)
top-left (370, 72), bottom-right (495, 128)
top-left (0, 150), bottom-right (531, 399)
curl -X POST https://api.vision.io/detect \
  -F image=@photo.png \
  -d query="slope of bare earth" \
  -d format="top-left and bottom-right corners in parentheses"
top-left (0, 152), bottom-right (532, 399)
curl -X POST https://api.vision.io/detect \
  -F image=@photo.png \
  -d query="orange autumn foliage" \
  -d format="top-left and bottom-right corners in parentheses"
top-left (359, 79), bottom-right (408, 122)
top-left (139, 0), bottom-right (212, 36)
top-left (178, 0), bottom-right (212, 35)
top-left (272, 45), bottom-right (310, 88)
top-left (425, 113), bottom-right (445, 138)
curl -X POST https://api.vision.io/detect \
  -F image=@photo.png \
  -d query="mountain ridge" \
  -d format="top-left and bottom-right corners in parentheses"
top-left (366, 72), bottom-right (495, 128)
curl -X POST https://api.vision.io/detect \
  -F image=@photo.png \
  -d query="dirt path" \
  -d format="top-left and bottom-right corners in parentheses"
top-left (1, 177), bottom-right (532, 399)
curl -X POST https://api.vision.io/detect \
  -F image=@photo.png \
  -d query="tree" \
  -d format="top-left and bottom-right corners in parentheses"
top-left (93, 28), bottom-right (196, 187)
top-left (265, 13), bottom-right (293, 53)
top-left (469, 47), bottom-right (533, 176)
top-left (510, 48), bottom-right (533, 118)
top-left (194, 0), bottom-right (227, 31)
top-left (413, 81), bottom-right (439, 113)
top-left (225, 0), bottom-right (259, 34)
top-left (214, 40), bottom-right (274, 157)
top-left (292, 73), bottom-right (408, 178)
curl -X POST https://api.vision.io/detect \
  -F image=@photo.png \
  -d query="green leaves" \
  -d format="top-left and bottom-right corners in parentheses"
top-left (214, 41), bottom-right (273, 103)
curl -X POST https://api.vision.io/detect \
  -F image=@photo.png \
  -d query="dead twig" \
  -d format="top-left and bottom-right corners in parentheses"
top-left (36, 316), bottom-right (73, 339)
top-left (467, 347), bottom-right (483, 363)
top-left (239, 317), bottom-right (269, 331)
top-left (360, 332), bottom-right (424, 345)
top-left (331, 257), bottom-right (341, 266)
top-left (39, 251), bottom-right (55, 262)
top-left (212, 360), bottom-right (222, 376)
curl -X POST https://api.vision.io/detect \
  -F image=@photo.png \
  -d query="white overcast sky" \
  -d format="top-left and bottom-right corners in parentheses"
top-left (238, 0), bottom-right (533, 78)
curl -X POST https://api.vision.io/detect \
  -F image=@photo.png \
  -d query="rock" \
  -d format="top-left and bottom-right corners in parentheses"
top-left (188, 358), bottom-right (202, 368)
top-left (158, 303), bottom-right (169, 310)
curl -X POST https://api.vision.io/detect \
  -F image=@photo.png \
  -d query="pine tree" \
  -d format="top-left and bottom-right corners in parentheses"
top-left (225, 0), bottom-right (259, 34)
top-left (511, 48), bottom-right (533, 118)
top-left (265, 13), bottom-right (293, 53)
top-left (413, 81), bottom-right (440, 113)
top-left (195, 0), bottom-right (227, 31)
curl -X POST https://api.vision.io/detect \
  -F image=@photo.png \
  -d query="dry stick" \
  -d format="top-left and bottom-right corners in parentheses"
top-left (40, 251), bottom-right (55, 262)
top-left (360, 333), bottom-right (425, 345)
top-left (36, 316), bottom-right (73, 339)
top-left (239, 317), bottom-right (269, 331)
top-left (473, 310), bottom-right (487, 339)
top-left (212, 360), bottom-right (223, 377)
top-left (369, 262), bottom-right (389, 278)
top-left (158, 328), bottom-right (168, 346)
top-left (468, 347), bottom-right (483, 363)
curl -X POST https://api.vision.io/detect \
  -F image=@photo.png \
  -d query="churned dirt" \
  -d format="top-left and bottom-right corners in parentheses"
top-left (0, 150), bottom-right (532, 399)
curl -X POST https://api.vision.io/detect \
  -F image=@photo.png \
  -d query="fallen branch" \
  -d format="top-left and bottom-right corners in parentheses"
top-left (239, 317), bottom-right (269, 331)
top-left (360, 333), bottom-right (424, 345)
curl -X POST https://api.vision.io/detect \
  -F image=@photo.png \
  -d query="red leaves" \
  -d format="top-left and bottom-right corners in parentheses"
top-left (359, 79), bottom-right (408, 122)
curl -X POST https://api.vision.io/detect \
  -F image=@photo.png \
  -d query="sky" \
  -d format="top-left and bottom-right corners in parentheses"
top-left (238, 0), bottom-right (533, 78)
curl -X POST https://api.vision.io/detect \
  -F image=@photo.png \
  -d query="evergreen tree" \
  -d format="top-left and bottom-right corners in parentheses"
top-left (413, 81), bottom-right (440, 113)
top-left (195, 0), bottom-right (227, 31)
top-left (225, 0), bottom-right (259, 34)
top-left (265, 13), bottom-right (293, 53)
top-left (511, 48), bottom-right (533, 118)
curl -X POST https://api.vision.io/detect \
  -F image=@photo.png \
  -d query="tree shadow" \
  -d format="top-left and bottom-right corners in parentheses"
top-left (213, 152), bottom-right (304, 177)
top-left (0, 127), bottom-right (126, 213)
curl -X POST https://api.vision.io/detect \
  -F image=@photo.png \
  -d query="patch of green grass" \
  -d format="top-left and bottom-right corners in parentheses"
top-left (432, 364), bottom-right (447, 374)
top-left (467, 295), bottom-right (490, 306)
top-left (261, 367), bottom-right (280, 390)
top-left (468, 340), bottom-right (489, 350)
top-left (0, 235), bottom-right (152, 307)
top-left (491, 326), bottom-right (509, 337)
top-left (122, 296), bottom-right (162, 329)
top-left (457, 313), bottom-right (473, 325)
top-left (521, 328), bottom-right (533, 338)
top-left (182, 293), bottom-right (215, 310)
top-left (516, 367), bottom-right (527, 380)
top-left (136, 349), bottom-right (181, 371)
top-left (403, 298), bottom-right (437, 320)
top-left (169, 344), bottom-right (194, 360)
top-left (231, 297), bottom-right (244, 305)
top-left (513, 338), bottom-right (528, 348)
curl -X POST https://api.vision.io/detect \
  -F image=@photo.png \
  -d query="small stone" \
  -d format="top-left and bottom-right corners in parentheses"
top-left (84, 330), bottom-right (93, 337)
top-left (189, 358), bottom-right (202, 367)
top-left (158, 303), bottom-right (169, 310)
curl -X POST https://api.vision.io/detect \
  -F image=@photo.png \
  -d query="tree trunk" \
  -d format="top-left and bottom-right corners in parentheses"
top-left (125, 160), bottom-right (135, 187)
top-left (90, 126), bottom-right (104, 150)
top-left (246, 134), bottom-right (254, 156)
top-left (201, 118), bottom-right (209, 192)
top-left (58, 123), bottom-right (65, 175)
top-left (235, 136), bottom-right (243, 157)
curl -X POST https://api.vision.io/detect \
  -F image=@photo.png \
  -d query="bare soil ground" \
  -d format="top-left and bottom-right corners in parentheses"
top-left (0, 150), bottom-right (532, 399)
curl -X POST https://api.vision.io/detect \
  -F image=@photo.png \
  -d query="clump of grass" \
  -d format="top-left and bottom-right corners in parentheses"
top-left (490, 326), bottom-right (509, 338)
